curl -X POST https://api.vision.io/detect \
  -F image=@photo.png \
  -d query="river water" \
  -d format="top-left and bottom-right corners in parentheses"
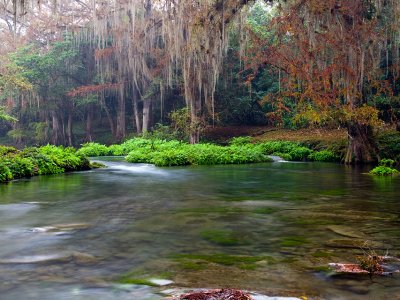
top-left (0, 159), bottom-right (399, 299)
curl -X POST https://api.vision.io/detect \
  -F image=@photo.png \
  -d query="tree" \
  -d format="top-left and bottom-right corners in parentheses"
top-left (248, 0), bottom-right (400, 163)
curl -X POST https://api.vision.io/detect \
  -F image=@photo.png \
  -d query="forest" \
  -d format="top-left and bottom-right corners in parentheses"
top-left (0, 0), bottom-right (398, 164)
top-left (1, 1), bottom-right (400, 300)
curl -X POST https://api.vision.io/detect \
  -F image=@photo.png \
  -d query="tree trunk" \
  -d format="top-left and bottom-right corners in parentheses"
top-left (86, 105), bottom-right (94, 142)
top-left (116, 90), bottom-right (126, 142)
top-left (51, 111), bottom-right (61, 145)
top-left (132, 89), bottom-right (142, 134)
top-left (189, 96), bottom-right (202, 144)
top-left (396, 120), bottom-right (400, 132)
top-left (66, 113), bottom-right (73, 146)
top-left (101, 94), bottom-right (116, 138)
top-left (142, 98), bottom-right (152, 133)
top-left (345, 122), bottom-right (379, 164)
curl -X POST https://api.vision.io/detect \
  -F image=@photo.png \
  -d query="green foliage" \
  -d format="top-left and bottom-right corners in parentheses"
top-left (0, 163), bottom-right (13, 182)
top-left (377, 131), bottom-right (400, 162)
top-left (379, 158), bottom-right (396, 168)
top-left (370, 166), bottom-right (398, 176)
top-left (125, 140), bottom-right (272, 167)
top-left (200, 229), bottom-right (248, 246)
top-left (0, 146), bottom-right (18, 156)
top-left (0, 107), bottom-right (18, 123)
top-left (77, 142), bottom-right (111, 157)
top-left (309, 150), bottom-right (340, 162)
top-left (79, 137), bottom-right (336, 166)
top-left (0, 144), bottom-right (91, 183)
top-left (369, 158), bottom-right (399, 176)
top-left (229, 136), bottom-right (252, 146)
top-left (39, 145), bottom-right (90, 171)
top-left (258, 141), bottom-right (313, 161)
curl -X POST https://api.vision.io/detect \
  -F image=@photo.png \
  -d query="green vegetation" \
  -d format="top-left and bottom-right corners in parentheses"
top-left (78, 137), bottom-right (343, 167)
top-left (369, 159), bottom-right (399, 176)
top-left (200, 229), bottom-right (249, 246)
top-left (0, 145), bottom-right (92, 183)
top-left (280, 237), bottom-right (309, 247)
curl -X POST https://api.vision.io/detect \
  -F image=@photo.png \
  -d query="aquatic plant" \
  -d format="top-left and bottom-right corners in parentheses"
top-left (369, 158), bottom-right (398, 176)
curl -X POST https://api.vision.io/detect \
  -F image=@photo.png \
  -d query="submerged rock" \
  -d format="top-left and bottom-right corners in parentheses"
top-left (0, 254), bottom-right (71, 264)
top-left (326, 225), bottom-right (365, 239)
top-left (324, 239), bottom-right (386, 249)
top-left (30, 223), bottom-right (91, 233)
top-left (148, 279), bottom-right (174, 286)
top-left (0, 251), bottom-right (98, 265)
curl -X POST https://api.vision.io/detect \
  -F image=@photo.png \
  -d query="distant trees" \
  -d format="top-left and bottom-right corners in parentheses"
top-left (247, 0), bottom-right (400, 163)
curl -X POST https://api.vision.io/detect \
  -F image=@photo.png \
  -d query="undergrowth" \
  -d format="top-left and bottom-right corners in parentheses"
top-left (78, 138), bottom-right (340, 167)
top-left (0, 145), bottom-right (92, 183)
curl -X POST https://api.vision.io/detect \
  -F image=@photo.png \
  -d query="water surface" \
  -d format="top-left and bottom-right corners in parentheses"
top-left (0, 160), bottom-right (399, 299)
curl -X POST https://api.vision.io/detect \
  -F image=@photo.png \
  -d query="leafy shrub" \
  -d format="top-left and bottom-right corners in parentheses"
top-left (379, 158), bottom-right (396, 168)
top-left (2, 156), bottom-right (34, 178)
top-left (288, 146), bottom-right (313, 161)
top-left (1, 144), bottom-right (92, 183)
top-left (152, 149), bottom-right (191, 166)
top-left (40, 145), bottom-right (89, 171)
top-left (0, 163), bottom-right (13, 182)
top-left (126, 140), bottom-right (272, 166)
top-left (369, 166), bottom-right (398, 176)
top-left (229, 136), bottom-right (252, 146)
top-left (258, 141), bottom-right (313, 161)
top-left (0, 146), bottom-right (18, 156)
top-left (309, 150), bottom-right (340, 162)
top-left (77, 142), bottom-right (111, 157)
top-left (20, 147), bottom-right (64, 175)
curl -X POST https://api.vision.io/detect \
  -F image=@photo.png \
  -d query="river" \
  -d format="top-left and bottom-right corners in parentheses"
top-left (0, 159), bottom-right (399, 299)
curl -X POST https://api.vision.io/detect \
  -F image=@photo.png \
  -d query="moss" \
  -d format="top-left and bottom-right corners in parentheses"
top-left (252, 207), bottom-right (279, 214)
top-left (200, 229), bottom-right (249, 246)
top-left (280, 237), bottom-right (309, 247)
top-left (90, 161), bottom-right (107, 169)
top-left (116, 270), bottom-right (172, 287)
top-left (312, 251), bottom-right (332, 258)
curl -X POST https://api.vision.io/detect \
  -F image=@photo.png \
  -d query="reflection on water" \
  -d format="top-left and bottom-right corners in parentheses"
top-left (0, 160), bottom-right (399, 299)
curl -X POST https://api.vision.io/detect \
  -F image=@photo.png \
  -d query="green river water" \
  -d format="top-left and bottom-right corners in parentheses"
top-left (0, 159), bottom-right (399, 299)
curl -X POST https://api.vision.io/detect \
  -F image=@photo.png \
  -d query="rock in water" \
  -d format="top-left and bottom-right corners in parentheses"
top-left (326, 225), bottom-right (365, 239)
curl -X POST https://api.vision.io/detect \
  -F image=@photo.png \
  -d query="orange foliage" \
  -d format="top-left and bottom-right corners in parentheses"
top-left (67, 83), bottom-right (123, 97)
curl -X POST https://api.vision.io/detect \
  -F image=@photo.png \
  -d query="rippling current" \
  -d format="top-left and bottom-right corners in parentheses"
top-left (0, 158), bottom-right (399, 299)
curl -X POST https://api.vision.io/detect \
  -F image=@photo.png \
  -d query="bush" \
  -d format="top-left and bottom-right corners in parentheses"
top-left (258, 141), bottom-right (313, 161)
top-left (369, 166), bottom-right (399, 176)
top-left (229, 136), bottom-right (252, 146)
top-left (309, 150), bottom-right (340, 162)
top-left (0, 146), bottom-right (18, 156)
top-left (77, 142), bottom-right (111, 157)
top-left (0, 144), bottom-right (92, 183)
top-left (369, 158), bottom-right (399, 176)
top-left (0, 163), bottom-right (13, 182)
top-left (126, 140), bottom-right (272, 166)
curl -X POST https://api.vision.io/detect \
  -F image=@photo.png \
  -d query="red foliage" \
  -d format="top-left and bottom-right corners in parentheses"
top-left (67, 83), bottom-right (122, 97)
